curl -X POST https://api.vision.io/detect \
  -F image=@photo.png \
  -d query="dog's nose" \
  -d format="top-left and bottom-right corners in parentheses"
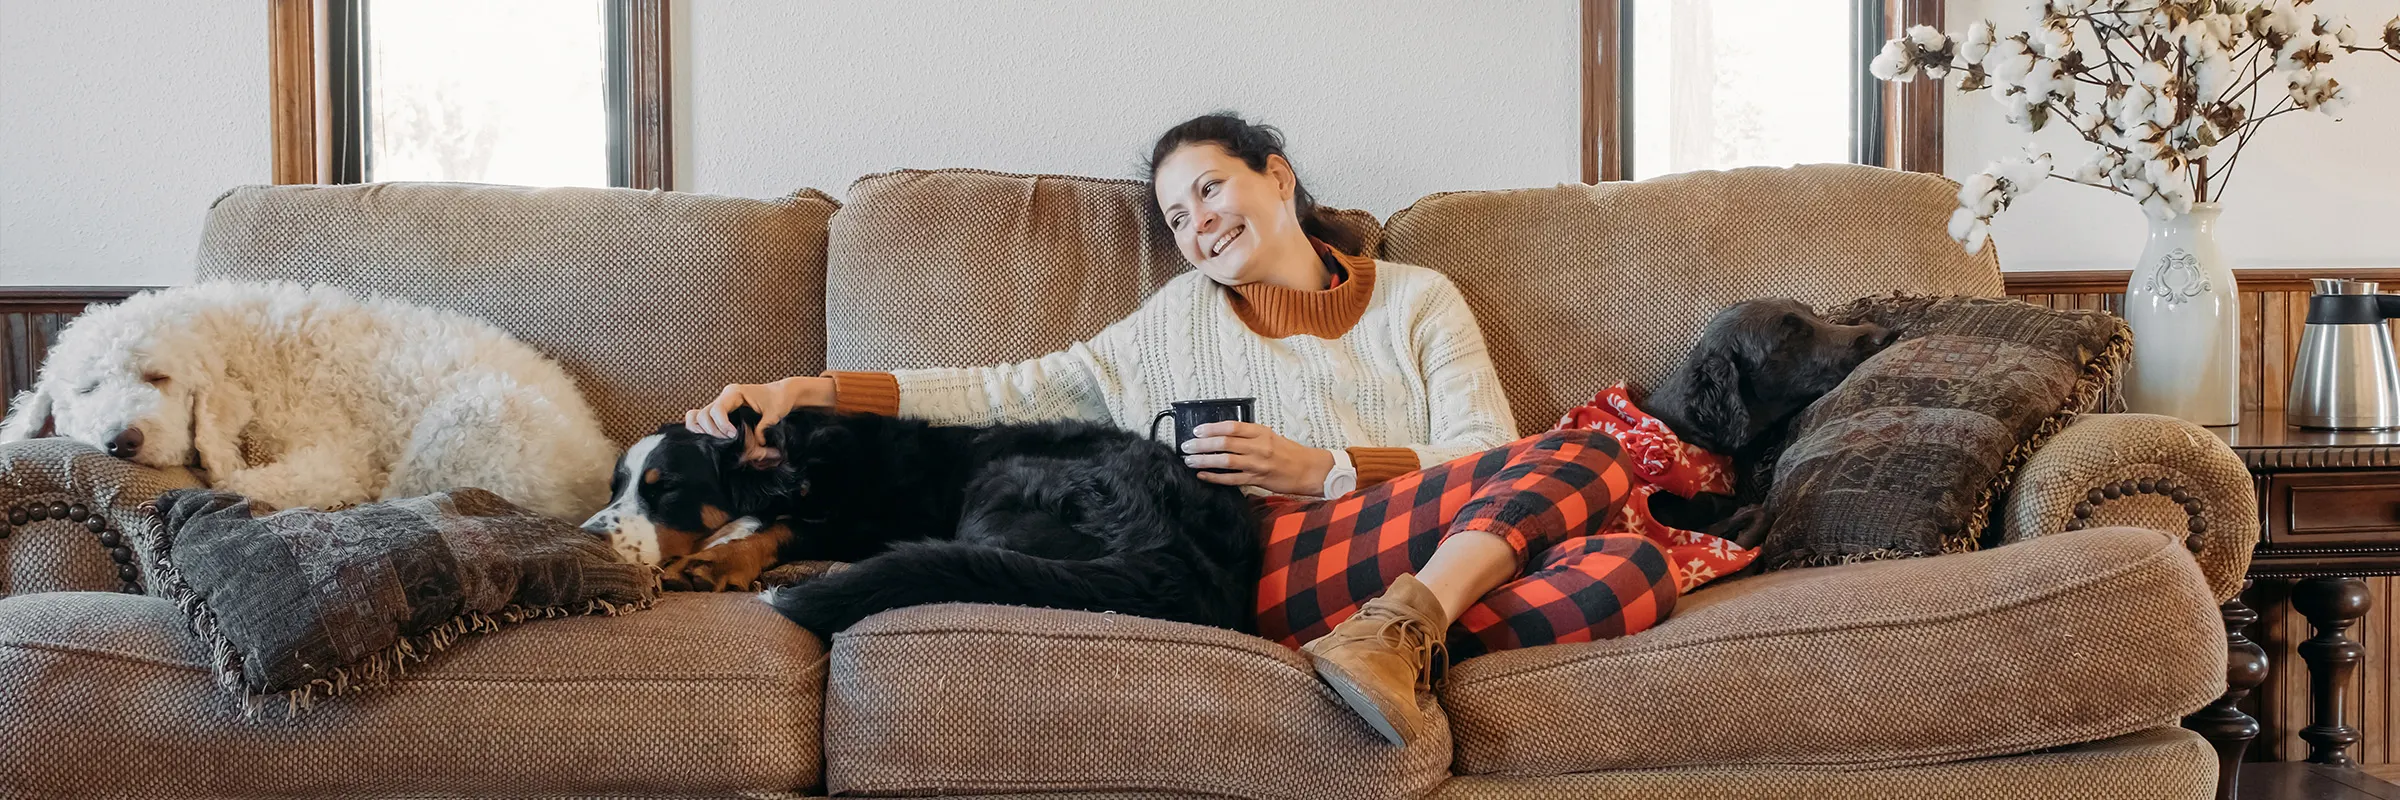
top-left (105, 428), bottom-right (143, 459)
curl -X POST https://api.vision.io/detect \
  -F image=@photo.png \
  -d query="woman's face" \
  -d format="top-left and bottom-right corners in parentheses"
top-left (1153, 143), bottom-right (1299, 284)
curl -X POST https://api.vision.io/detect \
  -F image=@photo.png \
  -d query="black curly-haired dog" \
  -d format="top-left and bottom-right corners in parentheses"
top-left (1641, 298), bottom-right (1895, 546)
top-left (580, 407), bottom-right (1258, 639)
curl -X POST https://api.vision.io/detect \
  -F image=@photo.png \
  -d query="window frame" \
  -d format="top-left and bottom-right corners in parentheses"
top-left (1579, 0), bottom-right (1942, 183)
top-left (269, 0), bottom-right (673, 189)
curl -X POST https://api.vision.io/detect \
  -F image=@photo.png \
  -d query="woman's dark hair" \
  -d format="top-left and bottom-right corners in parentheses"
top-left (1146, 113), bottom-right (1362, 255)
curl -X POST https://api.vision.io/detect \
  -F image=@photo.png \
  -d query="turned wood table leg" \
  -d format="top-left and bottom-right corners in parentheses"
top-left (2293, 577), bottom-right (2372, 768)
top-left (2186, 583), bottom-right (2269, 800)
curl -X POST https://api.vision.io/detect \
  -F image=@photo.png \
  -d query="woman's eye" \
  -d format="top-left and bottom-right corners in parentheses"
top-left (1171, 213), bottom-right (1188, 229)
top-left (1201, 180), bottom-right (1221, 197)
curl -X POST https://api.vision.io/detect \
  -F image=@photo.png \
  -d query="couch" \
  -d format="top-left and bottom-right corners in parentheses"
top-left (0, 164), bottom-right (2260, 799)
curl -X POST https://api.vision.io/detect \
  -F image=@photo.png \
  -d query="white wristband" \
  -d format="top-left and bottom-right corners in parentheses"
top-left (1321, 448), bottom-right (1359, 498)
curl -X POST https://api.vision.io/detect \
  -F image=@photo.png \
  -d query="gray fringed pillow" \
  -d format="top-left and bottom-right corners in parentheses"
top-left (1757, 295), bottom-right (2129, 570)
top-left (151, 487), bottom-right (660, 715)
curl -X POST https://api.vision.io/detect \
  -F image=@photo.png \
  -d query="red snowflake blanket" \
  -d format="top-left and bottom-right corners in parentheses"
top-left (1555, 383), bottom-right (1756, 592)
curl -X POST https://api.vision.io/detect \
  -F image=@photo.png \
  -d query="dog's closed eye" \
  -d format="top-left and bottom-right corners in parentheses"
top-left (141, 371), bottom-right (170, 386)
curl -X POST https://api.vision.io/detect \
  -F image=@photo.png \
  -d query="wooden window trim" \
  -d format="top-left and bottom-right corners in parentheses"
top-left (269, 0), bottom-right (672, 189)
top-left (1579, 0), bottom-right (1944, 182)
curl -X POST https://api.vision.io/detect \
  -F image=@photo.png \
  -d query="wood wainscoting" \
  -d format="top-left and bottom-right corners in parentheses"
top-left (2003, 268), bottom-right (2400, 774)
top-left (0, 288), bottom-right (145, 406)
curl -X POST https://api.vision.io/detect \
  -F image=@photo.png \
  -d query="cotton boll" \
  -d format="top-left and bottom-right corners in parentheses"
top-left (2073, 148), bottom-right (2119, 184)
top-left (2318, 12), bottom-right (2357, 46)
top-left (1871, 38), bottom-right (1912, 80)
top-left (2035, 25), bottom-right (2075, 59)
top-left (1962, 20), bottom-right (1997, 63)
top-left (1956, 172), bottom-right (1999, 205)
top-left (1961, 218), bottom-right (1992, 255)
top-left (2193, 55), bottom-right (2238, 99)
top-left (2384, 16), bottom-right (2400, 50)
top-left (1986, 37), bottom-right (2036, 87)
top-left (1947, 207), bottom-right (1980, 241)
top-left (1908, 24), bottom-right (1950, 51)
top-left (2278, 32), bottom-right (2330, 72)
top-left (1997, 151), bottom-right (2055, 190)
top-left (2159, 182), bottom-right (2195, 216)
top-left (2115, 84), bottom-right (2157, 130)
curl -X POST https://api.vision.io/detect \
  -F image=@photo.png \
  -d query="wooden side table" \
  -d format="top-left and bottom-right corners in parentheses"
top-left (2220, 411), bottom-right (2400, 783)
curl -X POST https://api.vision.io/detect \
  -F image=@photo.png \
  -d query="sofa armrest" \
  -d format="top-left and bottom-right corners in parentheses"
top-left (2004, 413), bottom-right (2257, 603)
top-left (0, 438), bottom-right (200, 596)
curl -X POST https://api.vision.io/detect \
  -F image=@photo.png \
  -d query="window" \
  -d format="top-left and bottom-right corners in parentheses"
top-left (1583, 0), bottom-right (1941, 182)
top-left (361, 1), bottom-right (610, 186)
top-left (271, 0), bottom-right (671, 189)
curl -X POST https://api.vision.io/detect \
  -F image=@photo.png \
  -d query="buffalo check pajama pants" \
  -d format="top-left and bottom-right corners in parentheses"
top-left (1252, 429), bottom-right (1678, 659)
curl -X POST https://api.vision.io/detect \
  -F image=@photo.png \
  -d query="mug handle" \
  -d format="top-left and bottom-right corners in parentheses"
top-left (1150, 409), bottom-right (1176, 445)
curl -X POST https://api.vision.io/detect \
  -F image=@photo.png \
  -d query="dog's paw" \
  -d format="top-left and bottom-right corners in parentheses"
top-left (659, 546), bottom-right (773, 592)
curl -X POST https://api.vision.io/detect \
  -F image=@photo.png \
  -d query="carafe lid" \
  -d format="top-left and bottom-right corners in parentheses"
top-left (2316, 278), bottom-right (2380, 295)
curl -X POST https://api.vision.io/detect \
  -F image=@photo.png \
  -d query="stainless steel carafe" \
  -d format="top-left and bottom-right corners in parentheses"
top-left (2289, 278), bottom-right (2400, 430)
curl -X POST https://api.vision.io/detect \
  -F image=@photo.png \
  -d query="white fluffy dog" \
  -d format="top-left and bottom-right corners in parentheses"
top-left (0, 282), bottom-right (617, 520)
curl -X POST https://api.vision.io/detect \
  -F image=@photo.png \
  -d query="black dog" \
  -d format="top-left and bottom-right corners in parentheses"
top-left (584, 408), bottom-right (1259, 639)
top-left (1642, 299), bottom-right (1894, 545)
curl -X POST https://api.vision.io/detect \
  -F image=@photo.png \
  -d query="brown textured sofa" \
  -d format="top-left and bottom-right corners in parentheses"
top-left (0, 164), bottom-right (2259, 799)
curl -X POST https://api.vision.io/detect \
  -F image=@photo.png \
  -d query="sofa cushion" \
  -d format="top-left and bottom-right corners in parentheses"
top-left (1429, 727), bottom-right (2214, 800)
top-left (1438, 526), bottom-right (2224, 776)
top-left (1378, 164), bottom-right (2005, 436)
top-left (824, 168), bottom-right (1380, 371)
top-left (195, 182), bottom-right (838, 445)
top-left (0, 591), bottom-right (823, 798)
top-left (821, 603), bottom-right (1447, 800)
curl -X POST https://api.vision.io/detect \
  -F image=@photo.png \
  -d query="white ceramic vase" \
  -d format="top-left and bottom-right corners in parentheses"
top-left (2122, 202), bottom-right (2240, 427)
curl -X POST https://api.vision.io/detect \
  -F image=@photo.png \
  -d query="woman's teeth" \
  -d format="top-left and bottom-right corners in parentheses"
top-left (1211, 225), bottom-right (1243, 256)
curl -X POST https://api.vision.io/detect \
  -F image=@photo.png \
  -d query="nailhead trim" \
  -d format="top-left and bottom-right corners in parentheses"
top-left (2065, 477), bottom-right (2207, 554)
top-left (6, 499), bottom-right (141, 593)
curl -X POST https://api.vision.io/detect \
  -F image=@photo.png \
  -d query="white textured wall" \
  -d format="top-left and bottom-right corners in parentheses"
top-left (1947, 0), bottom-right (2400, 271)
top-left (23, 1), bottom-right (2380, 285)
top-left (676, 1), bottom-right (1584, 217)
top-left (0, 0), bottom-right (270, 286)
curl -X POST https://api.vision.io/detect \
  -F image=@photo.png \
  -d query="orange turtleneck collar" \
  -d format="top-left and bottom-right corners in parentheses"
top-left (1224, 237), bottom-right (1377, 339)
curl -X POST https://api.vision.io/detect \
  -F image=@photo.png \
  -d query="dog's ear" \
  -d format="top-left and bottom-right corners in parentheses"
top-left (0, 387), bottom-right (54, 443)
top-left (1680, 350), bottom-right (1751, 450)
top-left (188, 376), bottom-right (257, 478)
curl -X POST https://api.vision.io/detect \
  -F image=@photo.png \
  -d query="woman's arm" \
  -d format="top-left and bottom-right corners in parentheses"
top-left (837, 341), bottom-right (1116, 426)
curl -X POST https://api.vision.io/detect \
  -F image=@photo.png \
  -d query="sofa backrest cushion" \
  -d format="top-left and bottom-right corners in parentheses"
top-left (823, 168), bottom-right (1380, 370)
top-left (194, 182), bottom-right (837, 445)
top-left (1378, 163), bottom-right (2005, 436)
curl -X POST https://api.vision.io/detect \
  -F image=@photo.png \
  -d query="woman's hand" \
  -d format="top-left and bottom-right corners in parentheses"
top-left (1180, 421), bottom-right (1336, 496)
top-left (684, 376), bottom-right (835, 439)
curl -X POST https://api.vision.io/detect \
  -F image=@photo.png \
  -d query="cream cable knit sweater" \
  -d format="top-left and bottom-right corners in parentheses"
top-left (830, 254), bottom-right (1519, 490)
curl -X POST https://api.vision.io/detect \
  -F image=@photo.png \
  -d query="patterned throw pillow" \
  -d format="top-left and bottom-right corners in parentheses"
top-left (1757, 295), bottom-right (2129, 571)
top-left (150, 487), bottom-right (660, 715)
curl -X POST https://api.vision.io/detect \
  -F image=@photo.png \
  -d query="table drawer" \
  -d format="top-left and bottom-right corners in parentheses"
top-left (2270, 471), bottom-right (2400, 545)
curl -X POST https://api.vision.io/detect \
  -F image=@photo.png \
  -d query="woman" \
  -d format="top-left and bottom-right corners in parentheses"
top-left (686, 114), bottom-right (1674, 746)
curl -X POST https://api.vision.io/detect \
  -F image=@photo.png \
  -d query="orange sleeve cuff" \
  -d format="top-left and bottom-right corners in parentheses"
top-left (824, 371), bottom-right (901, 417)
top-left (1346, 447), bottom-right (1421, 489)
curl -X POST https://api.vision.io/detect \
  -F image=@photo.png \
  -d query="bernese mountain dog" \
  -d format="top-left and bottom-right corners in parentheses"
top-left (580, 408), bottom-right (1258, 638)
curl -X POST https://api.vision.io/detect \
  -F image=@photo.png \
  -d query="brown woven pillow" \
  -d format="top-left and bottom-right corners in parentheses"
top-left (1757, 295), bottom-right (2128, 570)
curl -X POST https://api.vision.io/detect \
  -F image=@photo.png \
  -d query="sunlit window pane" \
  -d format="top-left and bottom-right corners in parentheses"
top-left (366, 0), bottom-right (608, 186)
top-left (1631, 0), bottom-right (1853, 180)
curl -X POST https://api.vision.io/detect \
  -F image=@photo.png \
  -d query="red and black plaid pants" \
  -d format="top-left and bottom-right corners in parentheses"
top-left (1253, 429), bottom-right (1676, 658)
